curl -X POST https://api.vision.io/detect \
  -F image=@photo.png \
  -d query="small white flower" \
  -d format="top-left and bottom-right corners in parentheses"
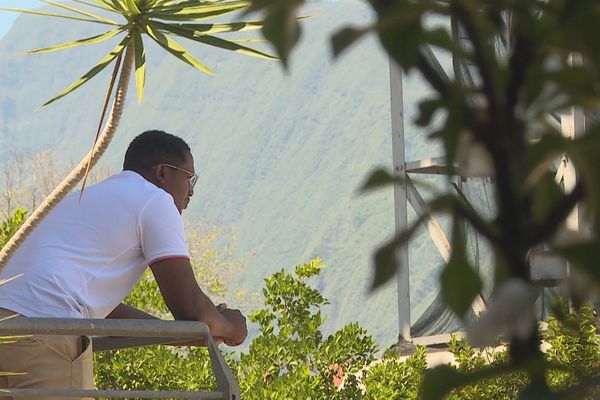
top-left (467, 279), bottom-right (536, 347)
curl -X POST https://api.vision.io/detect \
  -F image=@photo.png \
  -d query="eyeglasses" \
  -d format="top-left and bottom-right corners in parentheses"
top-left (162, 163), bottom-right (198, 191)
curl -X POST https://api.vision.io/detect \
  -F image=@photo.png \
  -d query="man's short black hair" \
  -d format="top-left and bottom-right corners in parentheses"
top-left (123, 130), bottom-right (191, 174)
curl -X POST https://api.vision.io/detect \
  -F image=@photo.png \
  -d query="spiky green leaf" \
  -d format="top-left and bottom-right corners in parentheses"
top-left (161, 20), bottom-right (264, 35)
top-left (147, 1), bottom-right (249, 21)
top-left (38, 0), bottom-right (120, 24)
top-left (195, 34), bottom-right (277, 60)
top-left (133, 31), bottom-right (146, 103)
top-left (0, 7), bottom-right (119, 26)
top-left (145, 24), bottom-right (214, 75)
top-left (40, 34), bottom-right (132, 108)
top-left (160, 0), bottom-right (248, 13)
top-left (154, 21), bottom-right (276, 60)
top-left (71, 0), bottom-right (121, 13)
top-left (108, 0), bottom-right (127, 12)
top-left (24, 27), bottom-right (126, 55)
top-left (123, 0), bottom-right (141, 14)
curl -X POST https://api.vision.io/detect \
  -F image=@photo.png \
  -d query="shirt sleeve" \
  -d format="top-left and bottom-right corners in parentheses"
top-left (138, 192), bottom-right (190, 266)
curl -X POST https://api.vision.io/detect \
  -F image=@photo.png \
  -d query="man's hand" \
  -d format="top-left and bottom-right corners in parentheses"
top-left (219, 308), bottom-right (248, 346)
top-left (150, 259), bottom-right (248, 346)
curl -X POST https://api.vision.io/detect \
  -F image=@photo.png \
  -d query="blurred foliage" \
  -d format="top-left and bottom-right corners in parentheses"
top-left (444, 306), bottom-right (600, 399)
top-left (251, 0), bottom-right (600, 396)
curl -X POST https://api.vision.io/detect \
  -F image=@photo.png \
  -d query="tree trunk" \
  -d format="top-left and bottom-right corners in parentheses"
top-left (0, 44), bottom-right (135, 272)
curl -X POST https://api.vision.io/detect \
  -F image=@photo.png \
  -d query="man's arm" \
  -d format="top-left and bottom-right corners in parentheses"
top-left (149, 258), bottom-right (247, 346)
top-left (106, 302), bottom-right (227, 347)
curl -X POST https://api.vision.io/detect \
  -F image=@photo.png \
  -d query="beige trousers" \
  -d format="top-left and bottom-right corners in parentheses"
top-left (0, 309), bottom-right (93, 400)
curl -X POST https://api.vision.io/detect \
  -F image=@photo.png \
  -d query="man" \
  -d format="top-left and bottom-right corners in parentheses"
top-left (0, 130), bottom-right (247, 397)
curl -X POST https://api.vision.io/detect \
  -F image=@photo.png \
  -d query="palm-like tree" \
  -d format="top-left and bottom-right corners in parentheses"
top-left (0, 0), bottom-right (275, 270)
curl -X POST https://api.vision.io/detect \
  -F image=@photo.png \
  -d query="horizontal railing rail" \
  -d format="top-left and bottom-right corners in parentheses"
top-left (0, 317), bottom-right (240, 399)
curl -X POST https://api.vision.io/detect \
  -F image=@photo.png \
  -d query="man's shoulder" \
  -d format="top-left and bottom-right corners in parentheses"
top-left (63, 171), bottom-right (169, 211)
top-left (99, 171), bottom-right (165, 198)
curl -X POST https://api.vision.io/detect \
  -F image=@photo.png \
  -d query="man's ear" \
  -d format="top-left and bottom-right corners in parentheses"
top-left (153, 164), bottom-right (166, 184)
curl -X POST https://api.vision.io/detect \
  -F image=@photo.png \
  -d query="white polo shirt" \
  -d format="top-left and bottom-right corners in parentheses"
top-left (0, 170), bottom-right (189, 319)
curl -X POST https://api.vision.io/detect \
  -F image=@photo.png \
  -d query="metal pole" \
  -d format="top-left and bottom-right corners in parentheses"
top-left (389, 57), bottom-right (411, 340)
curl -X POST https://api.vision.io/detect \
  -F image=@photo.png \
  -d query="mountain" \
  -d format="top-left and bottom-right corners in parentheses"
top-left (0, 0), bottom-right (451, 346)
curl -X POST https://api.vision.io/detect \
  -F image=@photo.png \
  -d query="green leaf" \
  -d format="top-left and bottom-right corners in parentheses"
top-left (193, 34), bottom-right (277, 60)
top-left (377, 10), bottom-right (425, 70)
top-left (331, 26), bottom-right (370, 58)
top-left (145, 24), bottom-right (215, 75)
top-left (38, 0), bottom-right (120, 24)
top-left (39, 34), bottom-right (131, 108)
top-left (371, 218), bottom-right (424, 291)
top-left (160, 0), bottom-right (247, 12)
top-left (424, 26), bottom-right (470, 60)
top-left (415, 97), bottom-right (443, 127)
top-left (435, 88), bottom-right (470, 169)
top-left (530, 171), bottom-right (564, 224)
top-left (123, 0), bottom-right (141, 14)
top-left (72, 0), bottom-right (121, 13)
top-left (109, 0), bottom-right (128, 12)
top-left (555, 242), bottom-right (600, 284)
top-left (24, 27), bottom-right (126, 55)
top-left (262, 5), bottom-right (301, 68)
top-left (360, 168), bottom-right (403, 192)
top-left (421, 365), bottom-right (462, 400)
top-left (245, 0), bottom-right (279, 13)
top-left (295, 258), bottom-right (324, 279)
top-left (148, 1), bottom-right (249, 20)
top-left (133, 31), bottom-right (146, 103)
top-left (0, 7), bottom-right (119, 26)
top-left (154, 21), bottom-right (277, 60)
top-left (525, 132), bottom-right (567, 186)
top-left (440, 220), bottom-right (482, 317)
top-left (163, 20), bottom-right (265, 35)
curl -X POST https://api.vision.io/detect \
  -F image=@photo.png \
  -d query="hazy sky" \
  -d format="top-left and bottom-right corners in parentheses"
top-left (0, 1), bottom-right (41, 39)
